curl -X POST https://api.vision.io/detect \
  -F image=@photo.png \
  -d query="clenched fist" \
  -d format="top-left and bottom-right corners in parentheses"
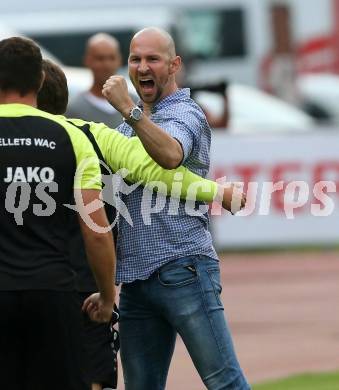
top-left (102, 75), bottom-right (135, 118)
top-left (82, 292), bottom-right (115, 323)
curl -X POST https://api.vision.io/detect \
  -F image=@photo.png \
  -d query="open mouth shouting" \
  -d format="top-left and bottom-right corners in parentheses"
top-left (139, 78), bottom-right (155, 95)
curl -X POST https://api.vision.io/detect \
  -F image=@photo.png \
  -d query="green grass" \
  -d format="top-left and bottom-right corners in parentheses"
top-left (252, 372), bottom-right (339, 390)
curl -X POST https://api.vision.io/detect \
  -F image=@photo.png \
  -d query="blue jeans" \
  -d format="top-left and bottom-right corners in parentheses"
top-left (119, 255), bottom-right (250, 390)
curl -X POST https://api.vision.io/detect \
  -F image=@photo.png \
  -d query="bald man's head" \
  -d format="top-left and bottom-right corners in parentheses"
top-left (85, 33), bottom-right (120, 56)
top-left (128, 27), bottom-right (181, 105)
top-left (84, 33), bottom-right (122, 89)
top-left (131, 27), bottom-right (176, 59)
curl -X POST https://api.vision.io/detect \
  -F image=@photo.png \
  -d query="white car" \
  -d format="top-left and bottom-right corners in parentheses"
top-left (297, 73), bottom-right (339, 124)
top-left (194, 84), bottom-right (315, 133)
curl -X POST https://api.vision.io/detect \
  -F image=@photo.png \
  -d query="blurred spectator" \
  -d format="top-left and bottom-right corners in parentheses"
top-left (66, 32), bottom-right (135, 127)
top-left (190, 81), bottom-right (230, 129)
top-left (177, 64), bottom-right (229, 129)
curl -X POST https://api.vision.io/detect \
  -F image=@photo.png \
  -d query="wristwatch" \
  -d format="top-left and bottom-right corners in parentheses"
top-left (124, 106), bottom-right (143, 124)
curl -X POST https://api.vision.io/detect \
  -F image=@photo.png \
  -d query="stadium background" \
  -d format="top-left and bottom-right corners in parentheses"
top-left (2, 0), bottom-right (339, 388)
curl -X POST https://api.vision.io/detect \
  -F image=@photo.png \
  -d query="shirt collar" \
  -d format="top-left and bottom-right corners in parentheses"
top-left (137, 88), bottom-right (191, 114)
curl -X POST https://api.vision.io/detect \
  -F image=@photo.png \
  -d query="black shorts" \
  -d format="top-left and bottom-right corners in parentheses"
top-left (79, 292), bottom-right (119, 389)
top-left (0, 290), bottom-right (90, 390)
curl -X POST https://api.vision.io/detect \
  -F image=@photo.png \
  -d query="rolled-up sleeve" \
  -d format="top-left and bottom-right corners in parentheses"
top-left (159, 108), bottom-right (203, 164)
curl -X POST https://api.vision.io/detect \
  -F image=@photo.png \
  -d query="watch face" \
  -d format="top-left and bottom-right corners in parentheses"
top-left (131, 107), bottom-right (142, 121)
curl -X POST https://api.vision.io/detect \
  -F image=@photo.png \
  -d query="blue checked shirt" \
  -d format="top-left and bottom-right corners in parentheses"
top-left (116, 88), bottom-right (218, 284)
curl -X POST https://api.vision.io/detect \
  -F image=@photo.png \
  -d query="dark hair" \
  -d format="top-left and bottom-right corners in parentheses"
top-left (0, 37), bottom-right (43, 96)
top-left (37, 59), bottom-right (69, 115)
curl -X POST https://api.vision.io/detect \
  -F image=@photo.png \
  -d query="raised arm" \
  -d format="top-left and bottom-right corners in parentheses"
top-left (84, 120), bottom-right (245, 212)
top-left (102, 75), bottom-right (183, 169)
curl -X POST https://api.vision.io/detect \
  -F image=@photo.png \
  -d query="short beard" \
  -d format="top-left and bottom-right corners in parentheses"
top-left (137, 86), bottom-right (163, 105)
